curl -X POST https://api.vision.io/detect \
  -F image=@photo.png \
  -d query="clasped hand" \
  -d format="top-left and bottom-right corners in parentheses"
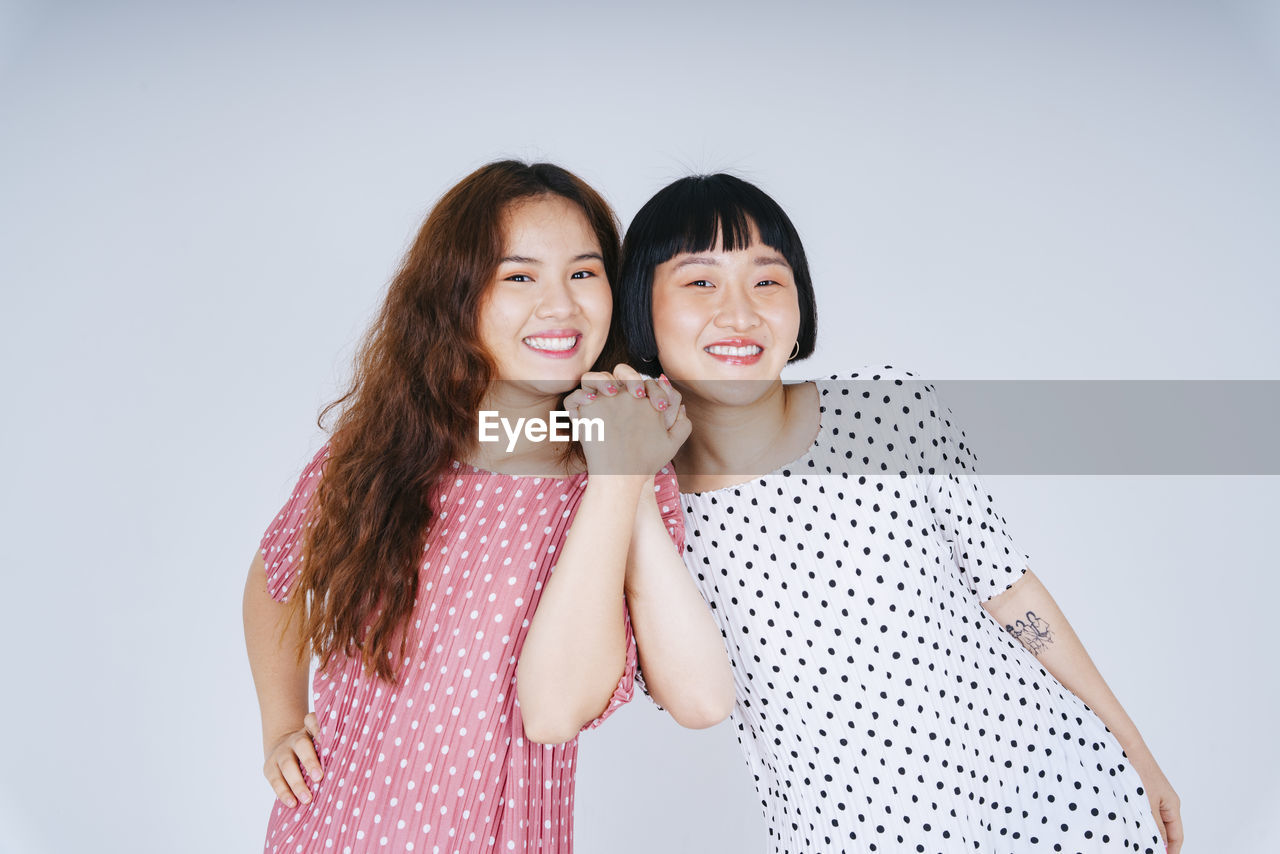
top-left (563, 364), bottom-right (690, 476)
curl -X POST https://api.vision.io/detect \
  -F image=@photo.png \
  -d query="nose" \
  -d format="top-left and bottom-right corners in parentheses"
top-left (535, 276), bottom-right (578, 319)
top-left (713, 282), bottom-right (761, 331)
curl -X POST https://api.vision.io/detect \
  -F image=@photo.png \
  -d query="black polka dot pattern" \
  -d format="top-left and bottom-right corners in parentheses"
top-left (680, 369), bottom-right (1161, 854)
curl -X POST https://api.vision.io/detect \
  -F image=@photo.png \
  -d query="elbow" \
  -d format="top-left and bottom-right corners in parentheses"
top-left (521, 714), bottom-right (581, 746)
top-left (666, 685), bottom-right (736, 730)
top-left (670, 706), bottom-right (730, 730)
top-left (515, 676), bottom-right (589, 745)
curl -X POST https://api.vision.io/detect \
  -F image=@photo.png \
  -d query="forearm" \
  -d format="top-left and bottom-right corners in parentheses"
top-left (243, 553), bottom-right (311, 755)
top-left (625, 492), bottom-right (734, 728)
top-left (516, 475), bottom-right (647, 742)
top-left (982, 570), bottom-right (1150, 760)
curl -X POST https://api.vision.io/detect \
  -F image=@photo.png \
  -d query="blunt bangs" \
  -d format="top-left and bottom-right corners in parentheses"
top-left (619, 174), bottom-right (818, 366)
top-left (638, 174), bottom-right (801, 263)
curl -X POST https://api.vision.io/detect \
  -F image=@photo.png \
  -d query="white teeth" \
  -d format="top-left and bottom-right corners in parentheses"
top-left (524, 336), bottom-right (577, 351)
top-left (705, 345), bottom-right (762, 357)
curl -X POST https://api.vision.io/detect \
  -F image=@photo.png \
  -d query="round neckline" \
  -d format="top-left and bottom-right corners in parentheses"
top-left (678, 380), bottom-right (826, 498)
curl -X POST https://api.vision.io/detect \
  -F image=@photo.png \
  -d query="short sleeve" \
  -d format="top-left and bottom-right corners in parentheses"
top-left (259, 443), bottom-right (330, 604)
top-left (919, 381), bottom-right (1030, 601)
top-left (651, 467), bottom-right (687, 553)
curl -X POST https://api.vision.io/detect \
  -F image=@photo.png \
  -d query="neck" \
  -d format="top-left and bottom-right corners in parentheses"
top-left (674, 379), bottom-right (793, 476)
top-left (466, 384), bottom-right (575, 475)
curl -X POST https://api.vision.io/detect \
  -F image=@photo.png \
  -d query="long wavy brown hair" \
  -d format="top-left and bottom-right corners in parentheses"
top-left (292, 160), bottom-right (622, 682)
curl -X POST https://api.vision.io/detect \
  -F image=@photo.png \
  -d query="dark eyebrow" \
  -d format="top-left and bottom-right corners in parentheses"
top-left (671, 255), bottom-right (721, 270)
top-left (755, 253), bottom-right (790, 268)
top-left (499, 252), bottom-right (603, 265)
top-left (671, 253), bottom-right (791, 270)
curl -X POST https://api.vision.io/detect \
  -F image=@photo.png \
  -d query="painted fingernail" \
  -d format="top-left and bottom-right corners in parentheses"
top-left (659, 373), bottom-right (671, 387)
top-left (635, 388), bottom-right (646, 398)
top-left (657, 399), bottom-right (668, 410)
top-left (586, 392), bottom-right (597, 400)
top-left (605, 385), bottom-right (617, 395)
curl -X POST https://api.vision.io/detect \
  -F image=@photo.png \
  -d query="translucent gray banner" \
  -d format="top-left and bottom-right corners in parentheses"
top-left (927, 380), bottom-right (1280, 475)
top-left (474, 379), bottom-right (1280, 475)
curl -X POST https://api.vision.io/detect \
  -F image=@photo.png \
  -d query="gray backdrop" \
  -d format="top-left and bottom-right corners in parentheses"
top-left (2, 1), bottom-right (1277, 851)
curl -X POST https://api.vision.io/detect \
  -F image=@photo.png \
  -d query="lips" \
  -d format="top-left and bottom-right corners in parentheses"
top-left (704, 338), bottom-right (764, 366)
top-left (523, 330), bottom-right (583, 359)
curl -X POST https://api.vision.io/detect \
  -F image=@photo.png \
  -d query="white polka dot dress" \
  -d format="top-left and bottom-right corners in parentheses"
top-left (679, 370), bottom-right (1162, 854)
top-left (258, 445), bottom-right (684, 853)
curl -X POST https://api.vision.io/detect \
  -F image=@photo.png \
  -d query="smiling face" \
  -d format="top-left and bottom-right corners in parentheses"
top-left (651, 228), bottom-right (801, 404)
top-left (478, 194), bottom-right (612, 396)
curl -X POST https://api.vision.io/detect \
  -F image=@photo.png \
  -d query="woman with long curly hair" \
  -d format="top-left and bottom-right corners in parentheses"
top-left (242, 160), bottom-right (733, 854)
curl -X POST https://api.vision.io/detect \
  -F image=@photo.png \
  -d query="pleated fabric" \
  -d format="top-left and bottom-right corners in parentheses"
top-left (679, 371), bottom-right (1162, 854)
top-left (258, 445), bottom-right (682, 853)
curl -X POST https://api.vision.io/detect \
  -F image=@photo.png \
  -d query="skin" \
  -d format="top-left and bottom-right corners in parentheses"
top-left (982, 571), bottom-right (1183, 852)
top-left (549, 367), bottom-right (735, 732)
top-left (474, 194), bottom-right (613, 414)
top-left (642, 230), bottom-right (1184, 853)
top-left (243, 556), bottom-right (321, 807)
top-left (499, 200), bottom-right (732, 738)
top-left (243, 195), bottom-right (733, 812)
top-left (649, 228), bottom-right (820, 493)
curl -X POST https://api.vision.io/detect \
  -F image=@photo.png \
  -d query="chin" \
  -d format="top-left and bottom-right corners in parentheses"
top-left (512, 368), bottom-right (586, 397)
top-left (531, 377), bottom-right (580, 396)
top-left (677, 372), bottom-right (779, 408)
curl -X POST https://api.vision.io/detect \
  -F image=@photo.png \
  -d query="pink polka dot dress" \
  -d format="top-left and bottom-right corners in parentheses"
top-left (258, 445), bottom-right (684, 853)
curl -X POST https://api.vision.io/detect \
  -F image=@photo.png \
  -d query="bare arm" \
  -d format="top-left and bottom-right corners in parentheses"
top-left (983, 569), bottom-right (1183, 853)
top-left (516, 475), bottom-right (648, 743)
top-left (624, 485), bottom-right (735, 729)
top-left (518, 367), bottom-right (706, 742)
top-left (243, 551), bottom-right (322, 805)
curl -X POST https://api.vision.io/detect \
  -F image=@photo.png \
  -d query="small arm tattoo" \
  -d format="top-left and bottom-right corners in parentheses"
top-left (1005, 610), bottom-right (1055, 656)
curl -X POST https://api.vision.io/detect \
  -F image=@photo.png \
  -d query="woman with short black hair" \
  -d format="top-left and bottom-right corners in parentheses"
top-left (575, 173), bottom-right (1181, 853)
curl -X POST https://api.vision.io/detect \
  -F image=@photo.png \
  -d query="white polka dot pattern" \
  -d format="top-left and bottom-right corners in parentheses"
top-left (258, 446), bottom-right (685, 853)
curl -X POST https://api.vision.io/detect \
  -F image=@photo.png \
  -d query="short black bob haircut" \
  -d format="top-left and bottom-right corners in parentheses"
top-left (618, 173), bottom-right (818, 368)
